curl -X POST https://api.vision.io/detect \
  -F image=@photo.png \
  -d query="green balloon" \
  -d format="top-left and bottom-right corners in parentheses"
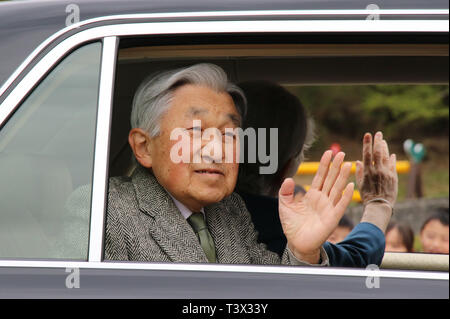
top-left (411, 143), bottom-right (426, 163)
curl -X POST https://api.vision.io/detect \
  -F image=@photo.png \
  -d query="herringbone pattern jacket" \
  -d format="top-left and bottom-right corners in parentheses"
top-left (105, 165), bottom-right (328, 265)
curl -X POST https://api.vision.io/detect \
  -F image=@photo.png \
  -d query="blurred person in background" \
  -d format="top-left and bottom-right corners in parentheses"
top-left (420, 208), bottom-right (449, 254)
top-left (385, 221), bottom-right (415, 253)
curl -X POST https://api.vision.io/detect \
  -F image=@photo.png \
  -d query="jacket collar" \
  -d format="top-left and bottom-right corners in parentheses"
top-left (131, 165), bottom-right (169, 218)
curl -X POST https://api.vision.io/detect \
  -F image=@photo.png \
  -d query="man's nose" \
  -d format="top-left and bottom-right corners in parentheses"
top-left (200, 131), bottom-right (224, 163)
top-left (201, 144), bottom-right (224, 163)
top-left (201, 154), bottom-right (218, 164)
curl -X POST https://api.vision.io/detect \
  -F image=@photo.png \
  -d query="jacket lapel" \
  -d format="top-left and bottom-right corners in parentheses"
top-left (131, 166), bottom-right (208, 263)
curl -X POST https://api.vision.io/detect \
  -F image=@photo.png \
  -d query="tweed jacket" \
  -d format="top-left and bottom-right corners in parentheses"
top-left (105, 165), bottom-right (328, 265)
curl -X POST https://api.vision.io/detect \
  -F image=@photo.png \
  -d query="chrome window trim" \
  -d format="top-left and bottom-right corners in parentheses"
top-left (0, 18), bottom-right (449, 122)
top-left (88, 36), bottom-right (118, 262)
top-left (0, 9), bottom-right (448, 97)
top-left (0, 18), bottom-right (448, 277)
top-left (0, 260), bottom-right (447, 281)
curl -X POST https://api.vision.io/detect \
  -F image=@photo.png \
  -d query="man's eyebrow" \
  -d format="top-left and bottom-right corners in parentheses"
top-left (188, 106), bottom-right (241, 126)
top-left (227, 113), bottom-right (241, 127)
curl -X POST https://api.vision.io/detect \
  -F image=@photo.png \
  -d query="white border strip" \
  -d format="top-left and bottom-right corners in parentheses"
top-left (0, 260), bottom-right (447, 281)
top-left (0, 9), bottom-right (448, 97)
top-left (88, 36), bottom-right (118, 262)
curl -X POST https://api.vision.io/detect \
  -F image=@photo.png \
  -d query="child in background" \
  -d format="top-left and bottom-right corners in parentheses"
top-left (385, 221), bottom-right (415, 253)
top-left (420, 208), bottom-right (449, 254)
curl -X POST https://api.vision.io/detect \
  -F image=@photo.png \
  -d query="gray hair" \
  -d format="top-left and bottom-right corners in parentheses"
top-left (299, 117), bottom-right (316, 163)
top-left (131, 63), bottom-right (247, 137)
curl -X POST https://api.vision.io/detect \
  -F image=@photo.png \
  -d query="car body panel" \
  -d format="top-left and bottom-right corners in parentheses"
top-left (0, 262), bottom-right (448, 298)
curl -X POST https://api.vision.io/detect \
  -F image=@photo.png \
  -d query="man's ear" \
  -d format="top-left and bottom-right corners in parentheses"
top-left (129, 128), bottom-right (153, 168)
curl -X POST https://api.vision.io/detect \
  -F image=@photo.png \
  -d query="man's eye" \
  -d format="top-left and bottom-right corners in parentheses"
top-left (224, 132), bottom-right (235, 138)
top-left (187, 127), bottom-right (202, 132)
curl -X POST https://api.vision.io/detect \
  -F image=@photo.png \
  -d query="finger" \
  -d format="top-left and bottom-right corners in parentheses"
top-left (355, 160), bottom-right (364, 189)
top-left (389, 153), bottom-right (397, 174)
top-left (362, 133), bottom-right (373, 174)
top-left (322, 152), bottom-right (345, 196)
top-left (383, 138), bottom-right (390, 156)
top-left (333, 182), bottom-right (354, 220)
top-left (381, 139), bottom-right (390, 167)
top-left (279, 178), bottom-right (296, 206)
top-left (310, 150), bottom-right (333, 190)
top-left (329, 162), bottom-right (353, 206)
top-left (373, 131), bottom-right (383, 169)
top-left (392, 154), bottom-right (399, 186)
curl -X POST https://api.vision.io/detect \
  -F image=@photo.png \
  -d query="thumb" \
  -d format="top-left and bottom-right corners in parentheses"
top-left (279, 178), bottom-right (295, 206)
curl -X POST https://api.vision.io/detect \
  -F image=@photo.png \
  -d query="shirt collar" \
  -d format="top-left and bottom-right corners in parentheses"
top-left (167, 192), bottom-right (205, 220)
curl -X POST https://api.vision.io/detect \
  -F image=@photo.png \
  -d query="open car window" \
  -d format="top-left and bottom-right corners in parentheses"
top-left (108, 36), bottom-right (448, 268)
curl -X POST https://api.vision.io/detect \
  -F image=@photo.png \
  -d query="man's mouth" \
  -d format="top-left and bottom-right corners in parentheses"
top-left (194, 168), bottom-right (224, 175)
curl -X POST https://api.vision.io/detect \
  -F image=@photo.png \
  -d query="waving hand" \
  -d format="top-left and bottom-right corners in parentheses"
top-left (279, 151), bottom-right (354, 263)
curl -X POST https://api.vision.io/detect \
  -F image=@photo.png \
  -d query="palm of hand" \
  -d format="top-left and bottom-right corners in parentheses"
top-left (280, 188), bottom-right (342, 254)
top-left (278, 151), bottom-right (354, 256)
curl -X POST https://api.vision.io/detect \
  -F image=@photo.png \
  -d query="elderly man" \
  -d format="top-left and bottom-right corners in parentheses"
top-left (105, 63), bottom-right (397, 265)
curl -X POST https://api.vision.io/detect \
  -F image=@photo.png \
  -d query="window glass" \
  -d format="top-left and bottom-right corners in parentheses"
top-left (0, 42), bottom-right (102, 260)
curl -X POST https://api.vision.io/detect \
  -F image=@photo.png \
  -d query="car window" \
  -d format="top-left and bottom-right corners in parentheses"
top-left (106, 38), bottom-right (448, 269)
top-left (0, 42), bottom-right (102, 260)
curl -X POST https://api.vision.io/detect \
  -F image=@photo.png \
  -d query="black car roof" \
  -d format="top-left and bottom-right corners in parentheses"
top-left (0, 0), bottom-right (448, 90)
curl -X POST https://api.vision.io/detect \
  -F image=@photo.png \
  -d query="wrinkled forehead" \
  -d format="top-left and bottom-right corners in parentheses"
top-left (186, 106), bottom-right (241, 127)
top-left (169, 84), bottom-right (242, 126)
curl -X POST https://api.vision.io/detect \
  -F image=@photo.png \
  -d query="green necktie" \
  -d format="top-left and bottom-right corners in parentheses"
top-left (187, 213), bottom-right (217, 263)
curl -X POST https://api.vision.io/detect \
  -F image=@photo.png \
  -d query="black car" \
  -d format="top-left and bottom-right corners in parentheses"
top-left (0, 0), bottom-right (448, 298)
